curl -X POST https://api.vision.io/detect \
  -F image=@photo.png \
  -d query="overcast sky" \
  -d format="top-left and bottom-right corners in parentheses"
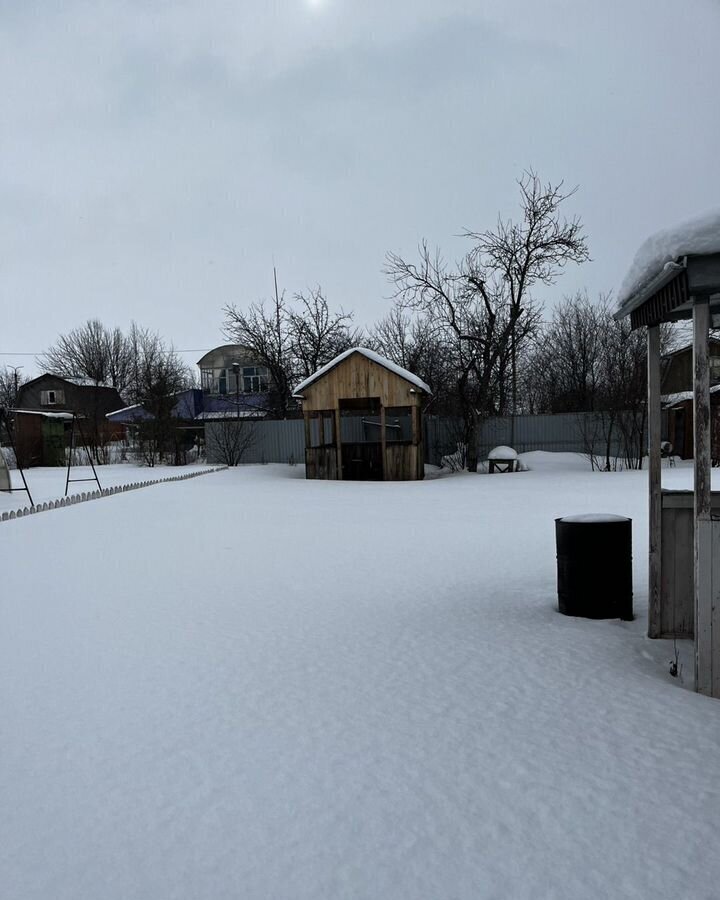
top-left (2, 0), bottom-right (720, 375)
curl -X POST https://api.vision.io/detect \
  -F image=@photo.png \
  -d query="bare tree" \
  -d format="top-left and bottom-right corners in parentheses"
top-left (223, 282), bottom-right (360, 417)
top-left (597, 312), bottom-right (652, 470)
top-left (369, 309), bottom-right (448, 407)
top-left (126, 324), bottom-right (194, 466)
top-left (223, 290), bottom-right (294, 418)
top-left (0, 366), bottom-right (26, 410)
top-left (384, 172), bottom-right (587, 469)
top-left (522, 292), bottom-right (606, 414)
top-left (125, 324), bottom-right (191, 405)
top-left (526, 293), bottom-right (677, 470)
top-left (39, 320), bottom-right (134, 462)
top-left (208, 418), bottom-right (257, 466)
top-left (39, 319), bottom-right (132, 392)
top-left (288, 287), bottom-right (361, 380)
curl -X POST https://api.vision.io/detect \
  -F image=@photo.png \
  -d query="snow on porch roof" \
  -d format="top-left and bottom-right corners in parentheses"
top-left (292, 347), bottom-right (432, 398)
top-left (11, 408), bottom-right (75, 419)
top-left (662, 384), bottom-right (720, 408)
top-left (615, 208), bottom-right (720, 321)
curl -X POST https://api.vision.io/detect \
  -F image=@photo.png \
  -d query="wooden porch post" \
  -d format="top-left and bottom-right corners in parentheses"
top-left (692, 299), bottom-right (715, 695)
top-left (412, 402), bottom-right (423, 480)
top-left (647, 324), bottom-right (662, 638)
top-left (334, 406), bottom-right (342, 480)
top-left (380, 405), bottom-right (387, 480)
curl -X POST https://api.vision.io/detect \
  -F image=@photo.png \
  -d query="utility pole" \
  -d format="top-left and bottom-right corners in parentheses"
top-left (232, 361), bottom-right (241, 465)
top-left (8, 365), bottom-right (23, 406)
top-left (273, 265), bottom-right (286, 418)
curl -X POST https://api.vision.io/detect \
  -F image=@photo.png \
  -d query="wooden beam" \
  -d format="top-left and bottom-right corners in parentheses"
top-left (630, 268), bottom-right (689, 329)
top-left (380, 405), bottom-right (387, 481)
top-left (687, 253), bottom-right (720, 294)
top-left (693, 299), bottom-right (716, 696)
top-left (411, 402), bottom-right (423, 480)
top-left (647, 325), bottom-right (662, 638)
top-left (334, 407), bottom-right (342, 480)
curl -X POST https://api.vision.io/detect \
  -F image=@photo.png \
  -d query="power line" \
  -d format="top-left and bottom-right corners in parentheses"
top-left (0, 348), bottom-right (213, 357)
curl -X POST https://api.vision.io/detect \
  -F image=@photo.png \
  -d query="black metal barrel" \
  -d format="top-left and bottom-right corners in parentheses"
top-left (555, 514), bottom-right (633, 620)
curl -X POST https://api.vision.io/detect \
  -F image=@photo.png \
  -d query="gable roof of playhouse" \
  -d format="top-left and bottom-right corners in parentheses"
top-left (292, 347), bottom-right (432, 398)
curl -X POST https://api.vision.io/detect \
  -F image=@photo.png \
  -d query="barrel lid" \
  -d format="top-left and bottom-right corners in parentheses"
top-left (559, 513), bottom-right (630, 524)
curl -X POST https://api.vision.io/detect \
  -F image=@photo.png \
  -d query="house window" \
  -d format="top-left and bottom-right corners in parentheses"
top-left (202, 364), bottom-right (270, 394)
top-left (201, 368), bottom-right (213, 392)
top-left (710, 357), bottom-right (720, 382)
top-left (41, 389), bottom-right (64, 406)
top-left (308, 410), bottom-right (335, 447)
top-left (242, 367), bottom-right (269, 393)
top-left (385, 407), bottom-right (413, 442)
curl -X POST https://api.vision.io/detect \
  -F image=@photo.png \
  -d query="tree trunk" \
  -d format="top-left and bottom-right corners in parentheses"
top-left (466, 411), bottom-right (479, 472)
top-left (604, 413), bottom-right (615, 472)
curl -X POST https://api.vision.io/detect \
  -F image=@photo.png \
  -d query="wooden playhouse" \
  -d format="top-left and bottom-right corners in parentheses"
top-left (293, 348), bottom-right (431, 481)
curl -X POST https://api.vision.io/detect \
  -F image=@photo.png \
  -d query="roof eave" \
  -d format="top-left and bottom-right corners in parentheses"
top-left (614, 259), bottom-right (686, 321)
top-left (292, 347), bottom-right (432, 398)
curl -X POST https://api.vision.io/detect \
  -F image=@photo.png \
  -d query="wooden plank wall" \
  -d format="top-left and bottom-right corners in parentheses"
top-left (660, 502), bottom-right (694, 637)
top-left (659, 490), bottom-right (720, 640)
top-left (305, 447), bottom-right (338, 480)
top-left (712, 522), bottom-right (720, 697)
top-left (301, 354), bottom-right (424, 412)
top-left (384, 444), bottom-right (413, 480)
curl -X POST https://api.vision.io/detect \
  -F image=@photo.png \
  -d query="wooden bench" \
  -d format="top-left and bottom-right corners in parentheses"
top-left (487, 446), bottom-right (519, 473)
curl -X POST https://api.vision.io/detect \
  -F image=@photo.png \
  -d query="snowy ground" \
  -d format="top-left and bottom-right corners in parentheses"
top-left (1, 453), bottom-right (719, 899)
top-left (0, 463), bottom-right (219, 514)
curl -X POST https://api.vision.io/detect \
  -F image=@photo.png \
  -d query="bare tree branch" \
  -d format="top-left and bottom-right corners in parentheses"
top-left (384, 171), bottom-right (589, 469)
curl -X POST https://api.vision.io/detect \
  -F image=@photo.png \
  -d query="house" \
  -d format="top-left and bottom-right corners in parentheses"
top-left (106, 388), bottom-right (208, 464)
top-left (662, 340), bottom-right (720, 458)
top-left (106, 389), bottom-right (205, 425)
top-left (661, 338), bottom-right (720, 394)
top-left (13, 374), bottom-right (125, 467)
top-left (104, 346), bottom-right (273, 465)
top-left (293, 347), bottom-right (431, 481)
top-left (196, 345), bottom-right (272, 419)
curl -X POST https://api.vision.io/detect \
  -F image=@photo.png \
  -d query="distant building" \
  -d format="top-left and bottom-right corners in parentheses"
top-left (661, 338), bottom-right (720, 394)
top-left (105, 388), bottom-right (206, 466)
top-left (662, 340), bottom-right (720, 459)
top-left (196, 345), bottom-right (272, 419)
top-left (104, 347), bottom-right (272, 464)
top-left (13, 374), bottom-right (125, 466)
top-left (106, 389), bottom-right (205, 425)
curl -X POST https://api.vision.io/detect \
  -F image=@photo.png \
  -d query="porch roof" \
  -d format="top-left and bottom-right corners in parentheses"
top-left (615, 209), bottom-right (720, 328)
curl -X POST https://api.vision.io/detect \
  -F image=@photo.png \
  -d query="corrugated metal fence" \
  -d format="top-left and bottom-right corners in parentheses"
top-left (206, 411), bottom-right (642, 466)
top-left (206, 417), bottom-right (464, 466)
top-left (206, 419), bottom-right (306, 466)
top-left (476, 412), bottom-right (641, 460)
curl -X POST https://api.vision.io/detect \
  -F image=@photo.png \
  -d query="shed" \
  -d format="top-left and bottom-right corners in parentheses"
top-left (615, 208), bottom-right (720, 698)
top-left (293, 348), bottom-right (431, 481)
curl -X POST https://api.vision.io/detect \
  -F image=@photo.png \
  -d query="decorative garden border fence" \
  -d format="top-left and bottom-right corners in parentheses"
top-left (0, 465), bottom-right (227, 524)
